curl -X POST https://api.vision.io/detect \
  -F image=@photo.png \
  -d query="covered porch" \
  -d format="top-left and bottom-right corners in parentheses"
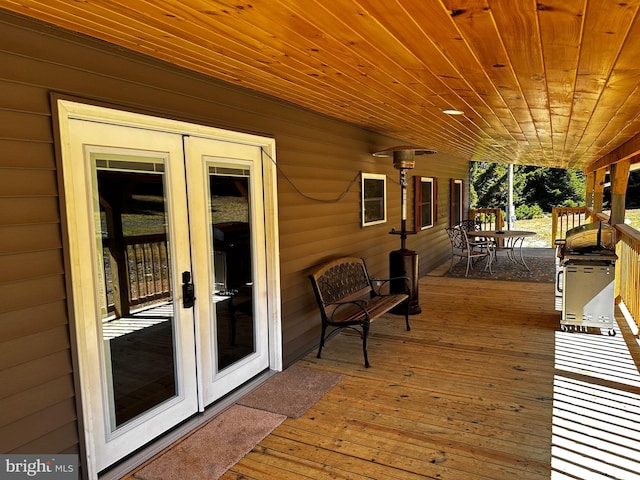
top-left (124, 252), bottom-right (640, 479)
top-left (5, 4), bottom-right (640, 477)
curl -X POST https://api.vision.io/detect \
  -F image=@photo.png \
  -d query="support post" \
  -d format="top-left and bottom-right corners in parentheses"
top-left (585, 172), bottom-right (595, 209)
top-left (507, 164), bottom-right (514, 230)
top-left (593, 168), bottom-right (606, 214)
top-left (101, 194), bottom-right (131, 318)
top-left (609, 159), bottom-right (631, 226)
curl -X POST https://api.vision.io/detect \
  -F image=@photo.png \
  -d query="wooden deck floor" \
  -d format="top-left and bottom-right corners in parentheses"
top-left (125, 254), bottom-right (640, 479)
top-left (222, 275), bottom-right (558, 479)
top-left (224, 271), bottom-right (640, 479)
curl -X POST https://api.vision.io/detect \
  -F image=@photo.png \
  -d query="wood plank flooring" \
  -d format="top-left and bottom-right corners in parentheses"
top-left (222, 274), bottom-right (559, 479)
top-left (123, 255), bottom-right (640, 479)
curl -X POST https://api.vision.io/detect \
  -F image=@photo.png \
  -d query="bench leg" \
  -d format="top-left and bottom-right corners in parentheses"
top-left (317, 324), bottom-right (327, 359)
top-left (404, 298), bottom-right (411, 331)
top-left (362, 322), bottom-right (370, 368)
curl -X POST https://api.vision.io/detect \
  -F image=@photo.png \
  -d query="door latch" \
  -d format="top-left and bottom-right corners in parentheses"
top-left (182, 271), bottom-right (195, 308)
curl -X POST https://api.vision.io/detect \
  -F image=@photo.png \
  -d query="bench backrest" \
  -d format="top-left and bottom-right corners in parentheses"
top-left (309, 257), bottom-right (372, 313)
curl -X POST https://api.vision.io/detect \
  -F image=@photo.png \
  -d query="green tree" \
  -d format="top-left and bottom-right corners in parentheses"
top-left (603, 170), bottom-right (640, 209)
top-left (520, 168), bottom-right (584, 211)
top-left (623, 170), bottom-right (640, 209)
top-left (470, 162), bottom-right (585, 213)
top-left (470, 162), bottom-right (508, 207)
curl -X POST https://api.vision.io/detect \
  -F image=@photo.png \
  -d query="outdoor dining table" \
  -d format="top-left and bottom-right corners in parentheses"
top-left (475, 230), bottom-right (536, 271)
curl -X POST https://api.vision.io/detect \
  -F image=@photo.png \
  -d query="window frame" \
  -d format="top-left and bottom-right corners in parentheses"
top-left (414, 176), bottom-right (436, 231)
top-left (361, 172), bottom-right (387, 227)
top-left (450, 178), bottom-right (464, 227)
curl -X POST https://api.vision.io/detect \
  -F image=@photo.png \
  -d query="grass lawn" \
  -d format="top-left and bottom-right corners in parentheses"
top-left (518, 208), bottom-right (640, 248)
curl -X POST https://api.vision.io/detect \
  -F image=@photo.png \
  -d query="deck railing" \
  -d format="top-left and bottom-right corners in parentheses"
top-left (103, 233), bottom-right (171, 312)
top-left (615, 224), bottom-right (640, 330)
top-left (126, 233), bottom-right (171, 306)
top-left (469, 208), bottom-right (504, 231)
top-left (551, 207), bottom-right (591, 246)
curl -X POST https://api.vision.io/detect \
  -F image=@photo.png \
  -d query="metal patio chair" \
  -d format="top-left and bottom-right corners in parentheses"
top-left (445, 226), bottom-right (494, 277)
top-left (456, 218), bottom-right (496, 256)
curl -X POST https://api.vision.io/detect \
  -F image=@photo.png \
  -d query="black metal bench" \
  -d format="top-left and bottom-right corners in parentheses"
top-left (308, 256), bottom-right (410, 368)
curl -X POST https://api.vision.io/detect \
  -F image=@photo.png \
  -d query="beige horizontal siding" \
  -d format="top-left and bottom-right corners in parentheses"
top-left (0, 374), bottom-right (75, 429)
top-left (0, 80), bottom-right (51, 114)
top-left (0, 398), bottom-right (77, 453)
top-left (0, 275), bottom-right (67, 313)
top-left (0, 351), bottom-right (72, 399)
top-left (0, 110), bottom-right (53, 142)
top-left (16, 422), bottom-right (80, 455)
top-left (0, 324), bottom-right (70, 371)
top-left (0, 398), bottom-right (75, 452)
top-left (0, 139), bottom-right (56, 169)
top-left (0, 250), bottom-right (64, 284)
top-left (0, 300), bottom-right (69, 343)
top-left (0, 224), bottom-right (63, 255)
top-left (0, 22), bottom-right (73, 457)
top-left (0, 198), bottom-right (61, 225)
top-left (0, 169), bottom-right (58, 196)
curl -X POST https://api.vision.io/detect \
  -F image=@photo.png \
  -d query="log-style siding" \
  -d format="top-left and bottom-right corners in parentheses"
top-left (0, 10), bottom-right (469, 465)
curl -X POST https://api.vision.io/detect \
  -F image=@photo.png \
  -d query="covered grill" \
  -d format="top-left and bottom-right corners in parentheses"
top-left (555, 221), bottom-right (617, 336)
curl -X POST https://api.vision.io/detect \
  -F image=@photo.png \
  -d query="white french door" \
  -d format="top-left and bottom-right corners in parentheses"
top-left (185, 137), bottom-right (271, 406)
top-left (57, 101), bottom-right (281, 477)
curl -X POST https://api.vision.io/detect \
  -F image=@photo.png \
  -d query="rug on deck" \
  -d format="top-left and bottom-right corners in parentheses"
top-left (237, 366), bottom-right (343, 418)
top-left (443, 254), bottom-right (555, 283)
top-left (133, 405), bottom-right (285, 480)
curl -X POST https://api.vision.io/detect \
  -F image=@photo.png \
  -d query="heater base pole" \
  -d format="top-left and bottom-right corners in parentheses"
top-left (389, 248), bottom-right (421, 315)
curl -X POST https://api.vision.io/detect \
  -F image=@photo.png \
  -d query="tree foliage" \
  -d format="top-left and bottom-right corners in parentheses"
top-left (470, 162), bottom-right (586, 214)
top-left (603, 170), bottom-right (640, 209)
top-left (625, 170), bottom-right (640, 208)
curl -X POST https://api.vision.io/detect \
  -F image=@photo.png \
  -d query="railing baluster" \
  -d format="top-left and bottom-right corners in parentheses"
top-left (161, 239), bottom-right (169, 296)
top-left (551, 207), bottom-right (591, 246)
top-left (470, 208), bottom-right (502, 230)
top-left (143, 242), bottom-right (150, 301)
top-left (134, 243), bottom-right (144, 301)
top-left (151, 241), bottom-right (159, 297)
top-left (102, 234), bottom-right (171, 312)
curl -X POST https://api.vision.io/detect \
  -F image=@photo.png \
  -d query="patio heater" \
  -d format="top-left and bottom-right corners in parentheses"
top-left (373, 146), bottom-right (437, 315)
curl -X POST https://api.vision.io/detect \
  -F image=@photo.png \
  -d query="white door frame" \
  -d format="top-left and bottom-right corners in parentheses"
top-left (56, 100), bottom-right (282, 479)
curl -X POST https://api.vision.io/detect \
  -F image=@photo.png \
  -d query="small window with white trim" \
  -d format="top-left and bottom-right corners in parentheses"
top-left (361, 172), bottom-right (387, 226)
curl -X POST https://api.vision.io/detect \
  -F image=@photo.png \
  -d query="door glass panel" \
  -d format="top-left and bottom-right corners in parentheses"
top-left (208, 164), bottom-right (256, 371)
top-left (92, 154), bottom-right (178, 431)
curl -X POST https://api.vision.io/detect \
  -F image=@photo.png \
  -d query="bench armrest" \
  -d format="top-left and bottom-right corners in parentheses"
top-left (329, 299), bottom-right (370, 323)
top-left (370, 276), bottom-right (410, 296)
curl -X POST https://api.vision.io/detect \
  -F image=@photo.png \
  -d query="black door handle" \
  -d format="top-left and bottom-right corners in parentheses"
top-left (182, 271), bottom-right (195, 308)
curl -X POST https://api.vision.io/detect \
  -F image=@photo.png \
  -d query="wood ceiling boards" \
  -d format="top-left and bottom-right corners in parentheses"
top-left (3, 0), bottom-right (640, 170)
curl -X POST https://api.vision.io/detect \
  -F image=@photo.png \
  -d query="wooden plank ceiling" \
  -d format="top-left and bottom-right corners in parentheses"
top-left (3, 0), bottom-right (640, 170)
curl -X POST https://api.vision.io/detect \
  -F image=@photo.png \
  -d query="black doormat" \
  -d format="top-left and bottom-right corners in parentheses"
top-left (444, 255), bottom-right (555, 283)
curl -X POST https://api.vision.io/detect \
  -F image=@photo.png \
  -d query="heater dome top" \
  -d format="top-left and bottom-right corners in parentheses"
top-left (372, 145), bottom-right (437, 157)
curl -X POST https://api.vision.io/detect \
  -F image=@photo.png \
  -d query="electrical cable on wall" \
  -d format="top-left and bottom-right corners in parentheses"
top-left (261, 147), bottom-right (363, 203)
